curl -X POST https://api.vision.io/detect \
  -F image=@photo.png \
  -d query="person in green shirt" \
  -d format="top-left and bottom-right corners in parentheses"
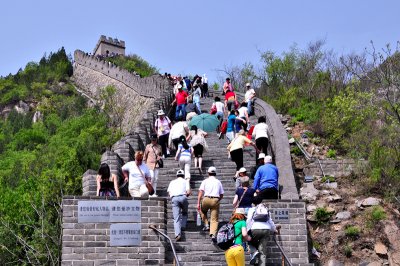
top-left (225, 208), bottom-right (251, 266)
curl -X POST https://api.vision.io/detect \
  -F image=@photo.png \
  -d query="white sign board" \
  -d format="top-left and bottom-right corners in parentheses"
top-left (78, 201), bottom-right (141, 223)
top-left (110, 223), bottom-right (141, 246)
top-left (272, 209), bottom-right (290, 223)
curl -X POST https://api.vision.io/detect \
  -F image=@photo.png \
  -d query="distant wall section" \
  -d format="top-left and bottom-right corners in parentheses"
top-left (72, 50), bottom-right (170, 133)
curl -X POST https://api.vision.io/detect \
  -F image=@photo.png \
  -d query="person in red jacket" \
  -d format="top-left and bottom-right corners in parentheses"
top-left (171, 85), bottom-right (188, 121)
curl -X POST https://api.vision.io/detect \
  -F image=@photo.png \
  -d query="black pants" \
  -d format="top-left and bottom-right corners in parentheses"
top-left (256, 137), bottom-right (269, 155)
top-left (158, 133), bottom-right (169, 157)
top-left (253, 188), bottom-right (279, 204)
top-left (172, 137), bottom-right (181, 151)
top-left (193, 144), bottom-right (204, 157)
top-left (230, 148), bottom-right (243, 171)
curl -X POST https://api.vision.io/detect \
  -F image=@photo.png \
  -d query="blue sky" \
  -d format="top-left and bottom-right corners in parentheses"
top-left (1, 0), bottom-right (399, 83)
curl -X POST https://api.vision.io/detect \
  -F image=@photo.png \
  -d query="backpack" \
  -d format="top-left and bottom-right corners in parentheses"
top-left (216, 221), bottom-right (240, 250)
top-left (252, 203), bottom-right (270, 222)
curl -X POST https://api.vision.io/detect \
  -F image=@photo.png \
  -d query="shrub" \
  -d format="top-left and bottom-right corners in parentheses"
top-left (321, 175), bottom-right (335, 183)
top-left (365, 206), bottom-right (386, 229)
top-left (369, 206), bottom-right (386, 223)
top-left (326, 149), bottom-right (336, 158)
top-left (291, 146), bottom-right (303, 156)
top-left (314, 207), bottom-right (331, 224)
top-left (313, 241), bottom-right (321, 251)
top-left (344, 225), bottom-right (360, 239)
top-left (344, 244), bottom-right (353, 257)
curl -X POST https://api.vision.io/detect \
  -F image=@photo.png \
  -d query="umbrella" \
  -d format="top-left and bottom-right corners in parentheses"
top-left (189, 113), bottom-right (220, 132)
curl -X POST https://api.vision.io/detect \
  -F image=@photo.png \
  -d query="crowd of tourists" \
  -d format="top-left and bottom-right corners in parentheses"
top-left (96, 76), bottom-right (280, 266)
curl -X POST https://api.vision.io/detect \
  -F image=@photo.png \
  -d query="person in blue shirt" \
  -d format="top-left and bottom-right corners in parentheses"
top-left (253, 155), bottom-right (279, 202)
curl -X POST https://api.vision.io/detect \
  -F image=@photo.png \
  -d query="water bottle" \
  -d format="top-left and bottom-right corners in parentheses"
top-left (196, 211), bottom-right (202, 226)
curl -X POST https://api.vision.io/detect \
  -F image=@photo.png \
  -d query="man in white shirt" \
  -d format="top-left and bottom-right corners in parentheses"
top-left (246, 203), bottom-right (278, 265)
top-left (168, 121), bottom-right (189, 151)
top-left (244, 83), bottom-right (256, 115)
top-left (122, 151), bottom-right (152, 198)
top-left (167, 169), bottom-right (190, 241)
top-left (197, 166), bottom-right (224, 243)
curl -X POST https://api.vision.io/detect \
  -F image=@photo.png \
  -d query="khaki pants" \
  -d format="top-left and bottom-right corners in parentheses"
top-left (200, 197), bottom-right (220, 236)
top-left (129, 184), bottom-right (149, 198)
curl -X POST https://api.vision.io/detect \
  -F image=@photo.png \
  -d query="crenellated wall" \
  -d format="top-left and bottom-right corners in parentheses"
top-left (74, 50), bottom-right (167, 98)
top-left (72, 50), bottom-right (172, 133)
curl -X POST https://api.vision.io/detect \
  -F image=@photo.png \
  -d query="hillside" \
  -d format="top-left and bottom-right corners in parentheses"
top-left (0, 48), bottom-right (122, 264)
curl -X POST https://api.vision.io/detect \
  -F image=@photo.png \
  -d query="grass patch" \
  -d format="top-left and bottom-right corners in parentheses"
top-left (344, 244), bottom-right (353, 257)
top-left (366, 206), bottom-right (386, 228)
top-left (344, 225), bottom-right (360, 239)
top-left (321, 175), bottom-right (335, 183)
top-left (291, 146), bottom-right (303, 156)
top-left (326, 149), bottom-right (337, 158)
top-left (314, 207), bottom-right (331, 224)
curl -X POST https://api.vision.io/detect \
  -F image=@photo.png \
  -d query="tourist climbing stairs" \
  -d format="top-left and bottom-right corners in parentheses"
top-left (156, 95), bottom-right (259, 265)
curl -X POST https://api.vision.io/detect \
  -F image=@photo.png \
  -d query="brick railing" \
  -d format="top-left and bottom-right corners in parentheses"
top-left (215, 91), bottom-right (299, 200)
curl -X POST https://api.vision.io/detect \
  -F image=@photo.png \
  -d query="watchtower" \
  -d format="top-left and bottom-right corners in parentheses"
top-left (93, 35), bottom-right (125, 57)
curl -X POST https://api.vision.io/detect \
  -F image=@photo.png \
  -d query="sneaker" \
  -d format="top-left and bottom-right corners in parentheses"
top-left (202, 225), bottom-right (210, 231)
top-left (175, 234), bottom-right (181, 241)
top-left (149, 194), bottom-right (158, 198)
top-left (210, 235), bottom-right (217, 244)
top-left (249, 251), bottom-right (260, 265)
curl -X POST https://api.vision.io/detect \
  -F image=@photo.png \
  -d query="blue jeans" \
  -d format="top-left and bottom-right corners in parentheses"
top-left (247, 101), bottom-right (253, 115)
top-left (172, 195), bottom-right (188, 237)
top-left (176, 104), bottom-right (186, 121)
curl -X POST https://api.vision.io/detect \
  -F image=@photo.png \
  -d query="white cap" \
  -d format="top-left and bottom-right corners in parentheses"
top-left (235, 208), bottom-right (246, 215)
top-left (157, 110), bottom-right (165, 116)
top-left (208, 166), bottom-right (216, 174)
top-left (258, 153), bottom-right (266, 160)
top-left (176, 169), bottom-right (185, 177)
top-left (264, 155), bottom-right (273, 163)
top-left (246, 83), bottom-right (251, 87)
top-left (238, 167), bottom-right (247, 173)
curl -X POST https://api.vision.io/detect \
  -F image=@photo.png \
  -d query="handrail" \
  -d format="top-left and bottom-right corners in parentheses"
top-left (149, 224), bottom-right (181, 266)
top-left (273, 234), bottom-right (293, 266)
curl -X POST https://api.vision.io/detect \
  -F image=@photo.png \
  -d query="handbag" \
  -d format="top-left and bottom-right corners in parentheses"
top-left (157, 158), bottom-right (164, 168)
top-left (152, 146), bottom-right (164, 168)
top-left (136, 163), bottom-right (155, 195)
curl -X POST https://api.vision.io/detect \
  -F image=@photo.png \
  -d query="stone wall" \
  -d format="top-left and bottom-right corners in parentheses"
top-left (266, 200), bottom-right (310, 265)
top-left (235, 92), bottom-right (299, 200)
top-left (303, 159), bottom-right (364, 177)
top-left (74, 50), bottom-right (167, 98)
top-left (62, 196), bottom-right (167, 266)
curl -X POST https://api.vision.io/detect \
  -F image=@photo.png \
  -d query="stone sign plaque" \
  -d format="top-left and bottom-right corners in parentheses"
top-left (110, 201), bottom-right (141, 223)
top-left (78, 201), bottom-right (110, 223)
top-left (272, 209), bottom-right (290, 223)
top-left (110, 223), bottom-right (141, 246)
top-left (78, 201), bottom-right (141, 223)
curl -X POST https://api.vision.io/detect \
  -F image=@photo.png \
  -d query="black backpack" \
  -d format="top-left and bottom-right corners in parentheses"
top-left (216, 221), bottom-right (240, 250)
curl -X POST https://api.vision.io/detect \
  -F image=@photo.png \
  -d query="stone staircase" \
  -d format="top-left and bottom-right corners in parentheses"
top-left (77, 91), bottom-right (312, 266)
top-left (156, 96), bottom-right (259, 265)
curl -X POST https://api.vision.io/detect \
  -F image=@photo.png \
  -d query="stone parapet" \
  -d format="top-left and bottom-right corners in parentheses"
top-left (231, 92), bottom-right (298, 200)
top-left (74, 50), bottom-right (168, 98)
